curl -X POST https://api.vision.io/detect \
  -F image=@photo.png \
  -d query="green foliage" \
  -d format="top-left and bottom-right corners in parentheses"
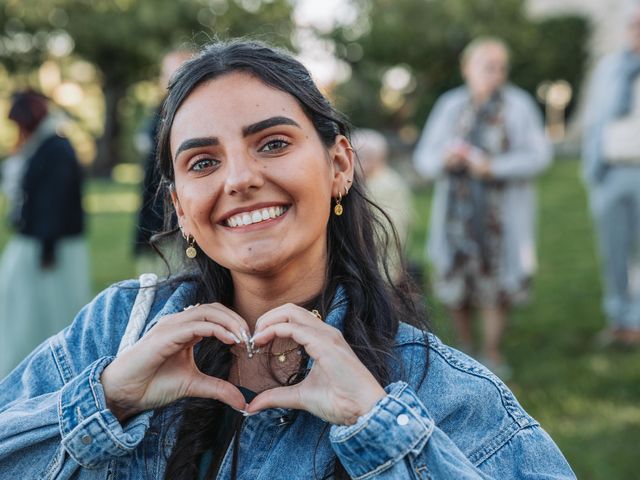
top-left (1, 0), bottom-right (294, 82)
top-left (330, 0), bottom-right (589, 131)
top-left (0, 0), bottom-right (294, 174)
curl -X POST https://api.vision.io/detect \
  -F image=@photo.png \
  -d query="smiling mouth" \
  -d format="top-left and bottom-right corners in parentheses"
top-left (224, 205), bottom-right (289, 228)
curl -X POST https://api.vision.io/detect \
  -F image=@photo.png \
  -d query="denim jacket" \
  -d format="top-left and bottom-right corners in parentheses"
top-left (0, 279), bottom-right (575, 479)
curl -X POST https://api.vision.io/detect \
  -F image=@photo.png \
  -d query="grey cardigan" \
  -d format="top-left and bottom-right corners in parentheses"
top-left (412, 85), bottom-right (552, 293)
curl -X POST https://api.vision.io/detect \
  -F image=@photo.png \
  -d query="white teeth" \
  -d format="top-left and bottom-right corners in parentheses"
top-left (225, 206), bottom-right (288, 228)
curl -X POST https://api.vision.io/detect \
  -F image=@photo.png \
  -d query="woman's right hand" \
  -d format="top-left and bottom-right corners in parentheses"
top-left (100, 303), bottom-right (249, 422)
top-left (444, 141), bottom-right (470, 171)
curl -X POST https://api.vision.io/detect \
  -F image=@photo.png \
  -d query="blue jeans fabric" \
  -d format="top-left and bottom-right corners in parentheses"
top-left (0, 280), bottom-right (575, 479)
top-left (590, 166), bottom-right (640, 329)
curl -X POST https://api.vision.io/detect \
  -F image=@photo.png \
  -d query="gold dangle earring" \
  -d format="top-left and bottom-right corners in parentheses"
top-left (185, 234), bottom-right (197, 259)
top-left (334, 186), bottom-right (349, 216)
top-left (334, 192), bottom-right (343, 216)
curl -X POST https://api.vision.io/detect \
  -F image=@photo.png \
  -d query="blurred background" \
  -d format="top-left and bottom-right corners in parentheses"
top-left (0, 0), bottom-right (638, 478)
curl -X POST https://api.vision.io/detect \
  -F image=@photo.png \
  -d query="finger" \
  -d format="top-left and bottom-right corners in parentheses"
top-left (252, 322), bottom-right (339, 360)
top-left (254, 304), bottom-right (323, 337)
top-left (142, 321), bottom-right (239, 361)
top-left (159, 305), bottom-right (246, 343)
top-left (246, 385), bottom-right (302, 413)
top-left (253, 303), bottom-right (296, 333)
top-left (201, 303), bottom-right (251, 336)
top-left (187, 374), bottom-right (247, 411)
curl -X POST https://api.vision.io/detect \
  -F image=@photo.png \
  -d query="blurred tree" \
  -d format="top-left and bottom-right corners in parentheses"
top-left (329, 0), bottom-right (589, 141)
top-left (0, 0), bottom-right (293, 175)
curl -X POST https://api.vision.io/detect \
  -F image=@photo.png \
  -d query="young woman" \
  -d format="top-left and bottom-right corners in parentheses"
top-left (0, 40), bottom-right (574, 479)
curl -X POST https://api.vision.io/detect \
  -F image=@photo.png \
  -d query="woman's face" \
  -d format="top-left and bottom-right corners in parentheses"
top-left (462, 44), bottom-right (508, 100)
top-left (170, 72), bottom-right (352, 278)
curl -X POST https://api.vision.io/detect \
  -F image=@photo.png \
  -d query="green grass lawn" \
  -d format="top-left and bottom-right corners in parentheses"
top-left (409, 159), bottom-right (640, 479)
top-left (0, 158), bottom-right (638, 478)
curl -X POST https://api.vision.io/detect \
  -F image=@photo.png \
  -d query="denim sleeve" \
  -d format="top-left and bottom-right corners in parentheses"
top-left (58, 356), bottom-right (153, 467)
top-left (0, 282), bottom-right (152, 477)
top-left (329, 382), bottom-right (575, 480)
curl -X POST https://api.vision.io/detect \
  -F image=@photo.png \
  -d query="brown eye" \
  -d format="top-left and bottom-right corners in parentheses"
top-left (260, 138), bottom-right (290, 152)
top-left (190, 157), bottom-right (219, 172)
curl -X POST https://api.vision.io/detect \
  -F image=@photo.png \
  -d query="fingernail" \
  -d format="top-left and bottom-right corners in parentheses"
top-left (243, 403), bottom-right (258, 417)
top-left (231, 404), bottom-right (257, 417)
top-left (228, 332), bottom-right (241, 344)
top-left (250, 332), bottom-right (263, 343)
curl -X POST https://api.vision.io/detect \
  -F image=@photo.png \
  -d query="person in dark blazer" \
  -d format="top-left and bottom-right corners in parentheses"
top-left (0, 89), bottom-right (90, 377)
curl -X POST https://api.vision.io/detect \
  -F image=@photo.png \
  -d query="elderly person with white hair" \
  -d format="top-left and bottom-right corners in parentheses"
top-left (352, 128), bottom-right (412, 282)
top-left (413, 37), bottom-right (551, 377)
top-left (582, 1), bottom-right (640, 348)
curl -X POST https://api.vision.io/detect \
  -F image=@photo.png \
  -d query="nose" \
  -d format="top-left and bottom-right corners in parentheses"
top-left (223, 149), bottom-right (264, 195)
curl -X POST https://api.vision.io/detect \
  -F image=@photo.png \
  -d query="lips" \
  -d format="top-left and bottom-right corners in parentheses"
top-left (224, 205), bottom-right (289, 228)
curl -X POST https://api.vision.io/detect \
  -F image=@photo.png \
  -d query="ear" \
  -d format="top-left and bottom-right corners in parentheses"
top-left (330, 135), bottom-right (355, 197)
top-left (460, 60), bottom-right (469, 82)
top-left (170, 185), bottom-right (187, 229)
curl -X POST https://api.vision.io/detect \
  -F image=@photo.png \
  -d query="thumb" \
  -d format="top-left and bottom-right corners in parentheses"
top-left (187, 373), bottom-right (246, 411)
top-left (246, 385), bottom-right (302, 413)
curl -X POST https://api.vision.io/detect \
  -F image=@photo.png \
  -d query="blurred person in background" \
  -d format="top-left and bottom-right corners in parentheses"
top-left (351, 128), bottom-right (413, 282)
top-left (413, 37), bottom-right (551, 378)
top-left (582, 0), bottom-right (640, 348)
top-left (0, 89), bottom-right (90, 377)
top-left (133, 48), bottom-right (192, 276)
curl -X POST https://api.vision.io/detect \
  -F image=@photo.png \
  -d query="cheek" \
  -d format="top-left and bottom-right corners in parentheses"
top-left (177, 182), bottom-right (216, 224)
top-left (467, 75), bottom-right (484, 90)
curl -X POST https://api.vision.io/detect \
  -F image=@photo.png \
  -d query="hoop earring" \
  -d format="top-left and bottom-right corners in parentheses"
top-left (334, 192), bottom-right (344, 216)
top-left (185, 235), bottom-right (197, 259)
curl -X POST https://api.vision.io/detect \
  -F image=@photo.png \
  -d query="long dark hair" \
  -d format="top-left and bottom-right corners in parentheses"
top-left (156, 39), bottom-right (429, 479)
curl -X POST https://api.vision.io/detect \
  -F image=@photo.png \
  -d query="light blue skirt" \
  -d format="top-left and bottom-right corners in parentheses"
top-left (0, 234), bottom-right (91, 378)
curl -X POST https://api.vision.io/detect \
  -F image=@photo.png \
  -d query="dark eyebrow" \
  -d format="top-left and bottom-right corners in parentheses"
top-left (175, 137), bottom-right (219, 159)
top-left (242, 116), bottom-right (301, 137)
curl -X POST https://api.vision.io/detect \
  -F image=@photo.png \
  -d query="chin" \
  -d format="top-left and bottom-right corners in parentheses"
top-left (230, 249), bottom-right (289, 275)
top-left (243, 258), bottom-right (283, 274)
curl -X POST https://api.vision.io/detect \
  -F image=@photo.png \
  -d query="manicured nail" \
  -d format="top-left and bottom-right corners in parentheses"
top-left (240, 330), bottom-right (256, 357)
top-left (250, 331), bottom-right (264, 344)
top-left (228, 332), bottom-right (241, 344)
top-left (231, 404), bottom-right (257, 417)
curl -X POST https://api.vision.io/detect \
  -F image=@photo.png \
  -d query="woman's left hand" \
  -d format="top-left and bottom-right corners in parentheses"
top-left (467, 147), bottom-right (492, 178)
top-left (245, 304), bottom-right (387, 425)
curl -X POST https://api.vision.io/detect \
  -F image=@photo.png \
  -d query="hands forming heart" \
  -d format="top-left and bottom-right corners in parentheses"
top-left (101, 302), bottom-right (387, 426)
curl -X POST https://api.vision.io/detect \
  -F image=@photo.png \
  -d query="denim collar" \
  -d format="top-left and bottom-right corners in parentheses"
top-left (323, 284), bottom-right (348, 332)
top-left (151, 280), bottom-right (349, 333)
